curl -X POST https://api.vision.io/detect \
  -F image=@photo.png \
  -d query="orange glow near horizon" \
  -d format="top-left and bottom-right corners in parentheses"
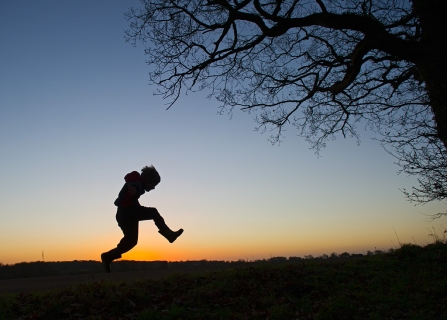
top-left (119, 249), bottom-right (163, 261)
top-left (0, 222), bottom-right (438, 265)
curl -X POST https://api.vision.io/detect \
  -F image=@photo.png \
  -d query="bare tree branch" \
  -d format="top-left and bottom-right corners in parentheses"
top-left (125, 0), bottom-right (447, 217)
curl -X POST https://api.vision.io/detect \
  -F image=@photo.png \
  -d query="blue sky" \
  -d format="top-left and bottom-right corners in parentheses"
top-left (0, 1), bottom-right (445, 264)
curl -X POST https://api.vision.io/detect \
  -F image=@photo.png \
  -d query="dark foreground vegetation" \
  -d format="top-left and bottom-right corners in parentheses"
top-left (1, 241), bottom-right (446, 320)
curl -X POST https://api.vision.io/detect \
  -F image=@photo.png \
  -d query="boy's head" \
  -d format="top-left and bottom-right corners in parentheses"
top-left (141, 165), bottom-right (161, 191)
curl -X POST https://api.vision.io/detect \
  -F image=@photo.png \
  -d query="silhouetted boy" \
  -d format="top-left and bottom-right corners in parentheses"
top-left (101, 165), bottom-right (183, 273)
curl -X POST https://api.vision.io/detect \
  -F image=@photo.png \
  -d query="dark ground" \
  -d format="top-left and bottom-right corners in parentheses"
top-left (0, 264), bottom-right (236, 294)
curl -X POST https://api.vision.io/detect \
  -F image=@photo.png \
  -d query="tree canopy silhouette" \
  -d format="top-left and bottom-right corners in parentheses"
top-left (125, 0), bottom-right (447, 215)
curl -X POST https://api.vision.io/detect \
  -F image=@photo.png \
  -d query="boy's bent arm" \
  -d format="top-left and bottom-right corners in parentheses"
top-left (127, 181), bottom-right (144, 196)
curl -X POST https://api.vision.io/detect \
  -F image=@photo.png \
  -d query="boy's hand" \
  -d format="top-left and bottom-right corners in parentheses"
top-left (128, 186), bottom-right (137, 196)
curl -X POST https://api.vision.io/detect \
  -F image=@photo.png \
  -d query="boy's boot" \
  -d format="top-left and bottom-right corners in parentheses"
top-left (158, 226), bottom-right (184, 243)
top-left (101, 248), bottom-right (121, 273)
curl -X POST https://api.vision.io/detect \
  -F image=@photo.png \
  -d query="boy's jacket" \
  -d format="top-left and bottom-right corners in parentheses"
top-left (114, 171), bottom-right (146, 207)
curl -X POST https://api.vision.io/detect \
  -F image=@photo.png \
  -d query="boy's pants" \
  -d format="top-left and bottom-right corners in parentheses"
top-left (115, 206), bottom-right (166, 254)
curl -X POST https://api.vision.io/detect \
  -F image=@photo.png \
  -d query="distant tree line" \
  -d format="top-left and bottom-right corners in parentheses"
top-left (0, 250), bottom-right (383, 280)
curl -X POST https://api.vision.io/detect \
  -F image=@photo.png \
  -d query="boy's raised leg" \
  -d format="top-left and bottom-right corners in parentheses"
top-left (158, 226), bottom-right (184, 243)
top-left (135, 206), bottom-right (184, 243)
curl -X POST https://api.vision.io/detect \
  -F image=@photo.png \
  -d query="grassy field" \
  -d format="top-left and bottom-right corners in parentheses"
top-left (1, 241), bottom-right (446, 320)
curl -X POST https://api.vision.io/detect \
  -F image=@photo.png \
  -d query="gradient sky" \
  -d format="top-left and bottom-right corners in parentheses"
top-left (1, 1), bottom-right (445, 265)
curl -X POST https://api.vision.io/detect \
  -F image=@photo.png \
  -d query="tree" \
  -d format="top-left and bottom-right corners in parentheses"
top-left (330, 252), bottom-right (339, 259)
top-left (339, 252), bottom-right (351, 258)
top-left (125, 0), bottom-right (447, 215)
